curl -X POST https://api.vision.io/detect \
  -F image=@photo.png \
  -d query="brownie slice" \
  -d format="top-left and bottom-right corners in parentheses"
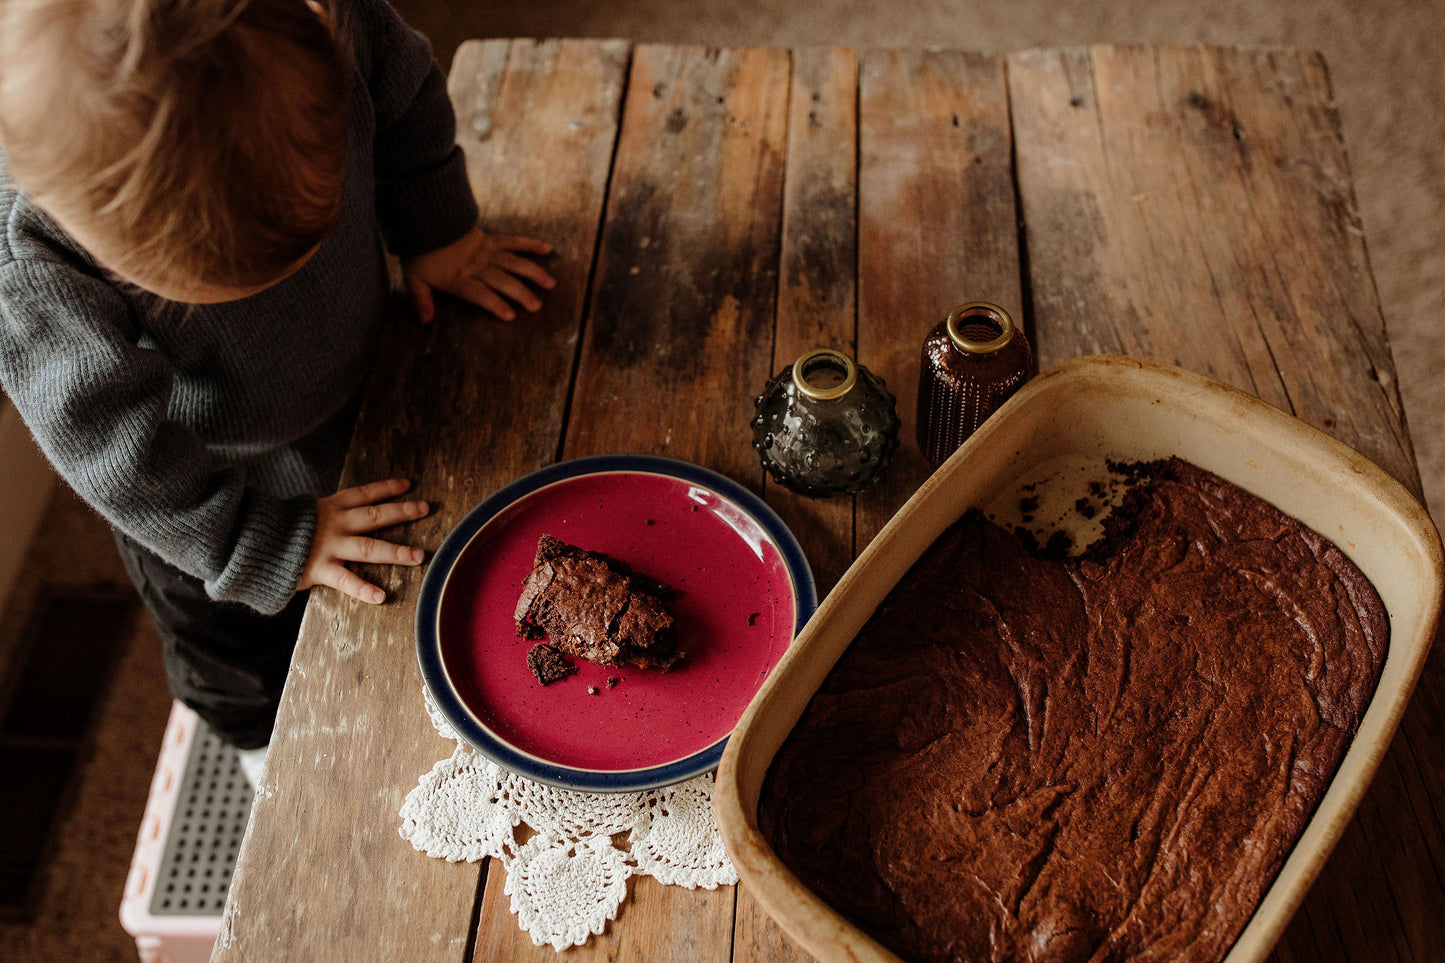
top-left (515, 535), bottom-right (683, 671)
top-left (526, 643), bottom-right (578, 686)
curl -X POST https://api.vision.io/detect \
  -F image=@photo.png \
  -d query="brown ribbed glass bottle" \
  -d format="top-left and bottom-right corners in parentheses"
top-left (916, 302), bottom-right (1034, 466)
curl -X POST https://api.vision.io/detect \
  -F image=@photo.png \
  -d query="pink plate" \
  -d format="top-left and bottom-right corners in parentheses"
top-left (418, 456), bottom-right (815, 791)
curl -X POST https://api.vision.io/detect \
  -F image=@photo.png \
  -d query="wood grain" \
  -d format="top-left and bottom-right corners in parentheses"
top-left (213, 38), bottom-right (627, 962)
top-left (732, 45), bottom-right (857, 963)
top-left (565, 44), bottom-right (790, 483)
top-left (1008, 44), bottom-right (1441, 963)
top-left (1007, 45), bottom-right (1418, 491)
top-left (763, 45), bottom-right (860, 600)
top-left (855, 48), bottom-right (1024, 550)
top-left (470, 42), bottom-right (791, 962)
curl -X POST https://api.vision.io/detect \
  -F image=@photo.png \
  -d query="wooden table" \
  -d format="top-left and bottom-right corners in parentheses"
top-left (216, 42), bottom-right (1443, 962)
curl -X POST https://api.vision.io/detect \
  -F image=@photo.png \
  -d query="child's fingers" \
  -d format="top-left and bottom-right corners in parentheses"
top-left (495, 252), bottom-right (557, 290)
top-left (478, 268), bottom-right (543, 312)
top-left (331, 478), bottom-right (412, 510)
top-left (335, 536), bottom-right (425, 567)
top-left (322, 561), bottom-right (387, 605)
top-left (345, 498), bottom-right (429, 533)
top-left (496, 235), bottom-right (552, 256)
top-left (454, 278), bottom-right (517, 321)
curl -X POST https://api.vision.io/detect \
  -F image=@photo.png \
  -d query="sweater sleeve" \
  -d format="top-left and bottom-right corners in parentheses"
top-left (348, 0), bottom-right (479, 257)
top-left (0, 259), bottom-right (317, 615)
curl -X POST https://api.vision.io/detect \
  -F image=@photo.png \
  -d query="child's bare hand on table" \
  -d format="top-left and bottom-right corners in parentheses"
top-left (299, 478), bottom-right (430, 604)
top-left (403, 225), bottom-right (556, 323)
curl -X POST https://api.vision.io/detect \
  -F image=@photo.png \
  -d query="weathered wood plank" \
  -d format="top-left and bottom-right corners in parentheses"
top-left (732, 45), bottom-right (857, 963)
top-left (1007, 44), bottom-right (1418, 492)
top-left (564, 45), bottom-right (790, 481)
top-left (1008, 44), bottom-right (1441, 962)
top-left (765, 45), bottom-right (860, 601)
top-left (470, 43), bottom-right (791, 961)
top-left (214, 37), bottom-right (628, 962)
top-left (855, 48), bottom-right (1024, 550)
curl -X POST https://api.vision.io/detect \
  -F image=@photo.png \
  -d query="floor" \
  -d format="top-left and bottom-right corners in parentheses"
top-left (0, 1), bottom-right (1440, 960)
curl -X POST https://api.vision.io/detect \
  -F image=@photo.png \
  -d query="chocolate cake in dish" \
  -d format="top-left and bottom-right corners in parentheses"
top-left (758, 458), bottom-right (1388, 963)
top-left (515, 535), bottom-right (683, 672)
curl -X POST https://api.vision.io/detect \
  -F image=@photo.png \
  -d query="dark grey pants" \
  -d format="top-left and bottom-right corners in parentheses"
top-left (113, 530), bottom-right (308, 749)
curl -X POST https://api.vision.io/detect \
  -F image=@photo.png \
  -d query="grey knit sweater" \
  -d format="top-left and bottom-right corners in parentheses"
top-left (0, 0), bottom-right (478, 614)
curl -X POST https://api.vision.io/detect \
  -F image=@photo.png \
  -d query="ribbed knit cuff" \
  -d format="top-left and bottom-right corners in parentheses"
top-left (376, 147), bottom-right (480, 259)
top-left (206, 491), bottom-right (318, 615)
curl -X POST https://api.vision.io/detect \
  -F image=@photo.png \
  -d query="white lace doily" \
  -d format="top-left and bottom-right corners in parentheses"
top-left (399, 688), bottom-right (737, 951)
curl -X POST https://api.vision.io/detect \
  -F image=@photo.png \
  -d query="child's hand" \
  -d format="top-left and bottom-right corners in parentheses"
top-left (298, 478), bottom-right (430, 604)
top-left (402, 226), bottom-right (556, 323)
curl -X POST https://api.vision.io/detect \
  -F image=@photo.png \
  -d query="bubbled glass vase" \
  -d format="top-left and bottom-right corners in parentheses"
top-left (750, 348), bottom-right (899, 498)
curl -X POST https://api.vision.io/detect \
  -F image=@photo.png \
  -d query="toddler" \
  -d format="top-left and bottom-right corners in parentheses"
top-left (0, 0), bottom-right (554, 781)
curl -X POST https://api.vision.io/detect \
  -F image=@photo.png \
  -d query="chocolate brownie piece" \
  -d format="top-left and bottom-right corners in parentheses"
top-left (525, 643), bottom-right (577, 685)
top-left (515, 535), bottom-right (683, 671)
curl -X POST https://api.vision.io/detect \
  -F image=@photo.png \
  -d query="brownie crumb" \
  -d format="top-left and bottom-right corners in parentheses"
top-left (606, 677), bottom-right (620, 689)
top-left (1075, 497), bottom-right (1098, 519)
top-left (1106, 457), bottom-right (1166, 483)
top-left (1019, 495), bottom-right (1040, 514)
top-left (748, 612), bottom-right (760, 626)
top-left (587, 685), bottom-right (599, 696)
top-left (526, 643), bottom-right (577, 686)
top-left (1042, 530), bottom-right (1075, 559)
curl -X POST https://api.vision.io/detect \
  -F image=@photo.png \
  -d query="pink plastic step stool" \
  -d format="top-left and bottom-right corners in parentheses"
top-left (119, 703), bottom-right (253, 963)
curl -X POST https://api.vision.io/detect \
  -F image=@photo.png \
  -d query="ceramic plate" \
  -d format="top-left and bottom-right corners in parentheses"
top-left (416, 454), bottom-right (816, 792)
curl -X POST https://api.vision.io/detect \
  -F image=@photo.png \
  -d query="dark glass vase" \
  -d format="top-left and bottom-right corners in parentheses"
top-left (917, 301), bottom-right (1034, 466)
top-left (751, 348), bottom-right (900, 498)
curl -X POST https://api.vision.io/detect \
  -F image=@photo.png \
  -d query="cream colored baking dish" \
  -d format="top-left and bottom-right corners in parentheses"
top-left (715, 354), bottom-right (1443, 963)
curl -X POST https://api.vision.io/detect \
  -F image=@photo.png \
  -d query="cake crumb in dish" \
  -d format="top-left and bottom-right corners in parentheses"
top-left (525, 643), bottom-right (577, 686)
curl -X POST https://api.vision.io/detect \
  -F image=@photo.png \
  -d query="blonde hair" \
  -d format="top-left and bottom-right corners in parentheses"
top-left (0, 0), bottom-right (351, 290)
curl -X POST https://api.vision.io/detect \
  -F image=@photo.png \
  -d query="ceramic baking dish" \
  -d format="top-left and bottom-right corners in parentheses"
top-left (715, 354), bottom-right (1443, 963)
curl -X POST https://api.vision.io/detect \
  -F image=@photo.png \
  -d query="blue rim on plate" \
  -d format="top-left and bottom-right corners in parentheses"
top-left (415, 454), bottom-right (817, 792)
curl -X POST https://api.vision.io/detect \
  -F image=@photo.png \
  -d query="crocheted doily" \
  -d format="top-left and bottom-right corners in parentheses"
top-left (399, 689), bottom-right (737, 951)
